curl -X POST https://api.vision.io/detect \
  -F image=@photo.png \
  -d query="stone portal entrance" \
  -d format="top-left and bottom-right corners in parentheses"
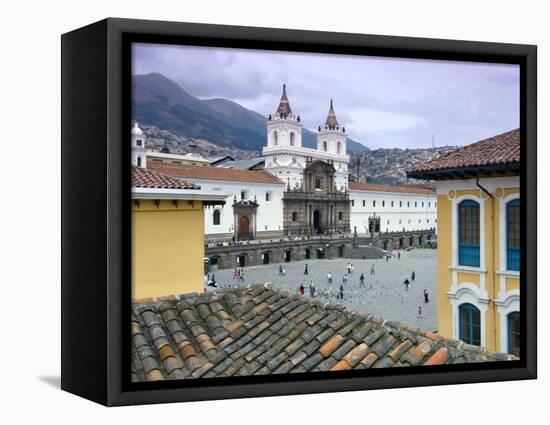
top-left (233, 199), bottom-right (259, 241)
top-left (368, 216), bottom-right (381, 234)
top-left (313, 209), bottom-right (322, 234)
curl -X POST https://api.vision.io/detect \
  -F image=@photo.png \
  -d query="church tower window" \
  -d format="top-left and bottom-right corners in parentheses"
top-left (323, 141), bottom-right (327, 152)
top-left (337, 141), bottom-right (341, 154)
top-left (290, 132), bottom-right (295, 146)
top-left (273, 131), bottom-right (278, 145)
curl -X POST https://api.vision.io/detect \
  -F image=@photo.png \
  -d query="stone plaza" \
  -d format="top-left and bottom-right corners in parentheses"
top-left (207, 248), bottom-right (437, 331)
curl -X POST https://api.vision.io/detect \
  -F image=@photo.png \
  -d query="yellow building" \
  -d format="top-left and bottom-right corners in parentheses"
top-left (131, 166), bottom-right (226, 300)
top-left (409, 129), bottom-right (520, 356)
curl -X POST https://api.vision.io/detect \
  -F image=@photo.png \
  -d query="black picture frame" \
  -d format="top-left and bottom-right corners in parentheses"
top-left (61, 17), bottom-right (537, 406)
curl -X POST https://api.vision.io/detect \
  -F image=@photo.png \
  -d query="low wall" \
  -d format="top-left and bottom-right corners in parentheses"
top-left (205, 237), bottom-right (354, 270)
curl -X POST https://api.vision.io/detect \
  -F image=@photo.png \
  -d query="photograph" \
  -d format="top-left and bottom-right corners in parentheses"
top-left (129, 43), bottom-right (521, 382)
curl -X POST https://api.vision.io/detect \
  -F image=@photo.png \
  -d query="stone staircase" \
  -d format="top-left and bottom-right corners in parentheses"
top-left (345, 244), bottom-right (386, 260)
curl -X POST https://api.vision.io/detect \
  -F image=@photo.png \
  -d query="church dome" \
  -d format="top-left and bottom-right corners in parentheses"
top-left (131, 121), bottom-right (143, 136)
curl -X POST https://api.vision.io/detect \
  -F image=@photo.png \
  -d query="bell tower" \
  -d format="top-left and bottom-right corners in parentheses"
top-left (317, 99), bottom-right (347, 155)
top-left (263, 84), bottom-right (305, 190)
top-left (266, 84), bottom-right (303, 149)
top-left (317, 100), bottom-right (348, 191)
top-left (131, 121), bottom-right (147, 168)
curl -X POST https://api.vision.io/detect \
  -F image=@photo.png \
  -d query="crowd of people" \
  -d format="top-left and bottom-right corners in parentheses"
top-left (205, 248), bottom-right (431, 318)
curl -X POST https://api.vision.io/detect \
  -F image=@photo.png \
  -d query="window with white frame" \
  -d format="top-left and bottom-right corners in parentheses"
top-left (459, 303), bottom-right (481, 346)
top-left (458, 200), bottom-right (480, 267)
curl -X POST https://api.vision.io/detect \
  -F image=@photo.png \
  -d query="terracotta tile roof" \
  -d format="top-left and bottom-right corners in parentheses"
top-left (148, 162), bottom-right (285, 185)
top-left (131, 285), bottom-right (515, 382)
top-left (349, 181), bottom-right (435, 195)
top-left (408, 129), bottom-right (520, 178)
top-left (131, 166), bottom-right (199, 190)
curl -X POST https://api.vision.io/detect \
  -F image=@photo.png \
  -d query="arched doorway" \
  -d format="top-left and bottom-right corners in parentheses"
top-left (238, 215), bottom-right (250, 240)
top-left (383, 240), bottom-right (389, 251)
top-left (237, 254), bottom-right (246, 267)
top-left (409, 236), bottom-right (414, 247)
top-left (338, 245), bottom-right (345, 257)
top-left (262, 252), bottom-right (270, 265)
top-left (317, 248), bottom-right (325, 259)
top-left (313, 209), bottom-right (322, 234)
top-left (399, 237), bottom-right (405, 249)
top-left (284, 250), bottom-right (291, 262)
top-left (305, 248), bottom-right (311, 260)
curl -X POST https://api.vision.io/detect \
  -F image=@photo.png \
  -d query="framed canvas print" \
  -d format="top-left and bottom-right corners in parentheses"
top-left (61, 18), bottom-right (537, 406)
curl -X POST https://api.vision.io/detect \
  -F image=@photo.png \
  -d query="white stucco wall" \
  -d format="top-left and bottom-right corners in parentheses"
top-left (188, 178), bottom-right (286, 237)
top-left (349, 189), bottom-right (437, 234)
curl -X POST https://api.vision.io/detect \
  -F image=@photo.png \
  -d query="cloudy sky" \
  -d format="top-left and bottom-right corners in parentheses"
top-left (133, 43), bottom-right (519, 149)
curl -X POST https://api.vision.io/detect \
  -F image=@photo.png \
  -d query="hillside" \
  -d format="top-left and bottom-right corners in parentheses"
top-left (132, 73), bottom-right (368, 153)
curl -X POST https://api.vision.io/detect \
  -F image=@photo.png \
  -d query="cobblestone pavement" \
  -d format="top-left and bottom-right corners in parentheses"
top-left (206, 248), bottom-right (437, 331)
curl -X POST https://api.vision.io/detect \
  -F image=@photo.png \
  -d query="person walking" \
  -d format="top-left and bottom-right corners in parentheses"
top-left (403, 277), bottom-right (410, 291)
top-left (350, 264), bottom-right (354, 275)
top-left (423, 288), bottom-right (429, 303)
top-left (338, 284), bottom-right (344, 300)
top-left (299, 283), bottom-right (305, 296)
top-left (238, 268), bottom-right (245, 285)
top-left (342, 273), bottom-right (348, 284)
top-left (309, 281), bottom-right (316, 298)
top-left (370, 264), bottom-right (375, 275)
top-left (278, 265), bottom-right (284, 276)
top-left (412, 271), bottom-right (416, 281)
top-left (359, 273), bottom-right (365, 288)
top-left (327, 272), bottom-right (333, 284)
top-left (347, 262), bottom-right (352, 274)
top-left (304, 264), bottom-right (309, 275)
top-left (207, 273), bottom-right (217, 288)
top-left (232, 268), bottom-right (238, 280)
top-left (397, 250), bottom-right (401, 260)
top-left (417, 305), bottom-right (423, 317)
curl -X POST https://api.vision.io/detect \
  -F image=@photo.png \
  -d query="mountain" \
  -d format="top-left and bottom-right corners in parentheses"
top-left (132, 73), bottom-right (368, 153)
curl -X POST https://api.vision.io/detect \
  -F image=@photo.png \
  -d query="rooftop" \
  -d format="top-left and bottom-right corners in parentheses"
top-left (131, 166), bottom-right (199, 190)
top-left (148, 162), bottom-right (285, 185)
top-left (148, 151), bottom-right (210, 163)
top-left (131, 285), bottom-right (515, 382)
top-left (217, 157), bottom-right (265, 170)
top-left (349, 181), bottom-right (435, 195)
top-left (408, 129), bottom-right (520, 180)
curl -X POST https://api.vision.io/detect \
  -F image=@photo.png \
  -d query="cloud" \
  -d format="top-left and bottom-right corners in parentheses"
top-left (347, 107), bottom-right (427, 135)
top-left (132, 43), bottom-right (520, 149)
